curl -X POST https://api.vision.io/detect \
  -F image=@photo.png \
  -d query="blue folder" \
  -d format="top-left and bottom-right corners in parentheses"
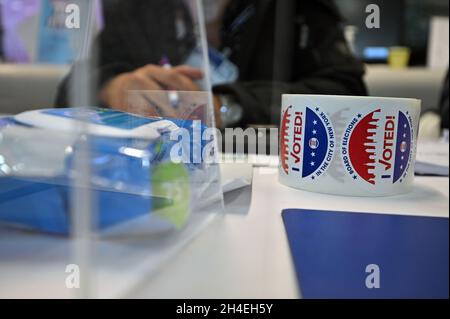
top-left (282, 209), bottom-right (449, 299)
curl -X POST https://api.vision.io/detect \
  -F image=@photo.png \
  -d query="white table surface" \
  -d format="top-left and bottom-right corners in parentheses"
top-left (0, 165), bottom-right (448, 298)
top-left (128, 167), bottom-right (449, 299)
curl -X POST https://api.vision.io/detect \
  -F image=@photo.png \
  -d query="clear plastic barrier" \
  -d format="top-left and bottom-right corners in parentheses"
top-left (0, 0), bottom-right (223, 298)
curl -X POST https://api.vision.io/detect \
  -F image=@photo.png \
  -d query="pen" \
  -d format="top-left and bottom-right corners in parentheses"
top-left (160, 56), bottom-right (180, 109)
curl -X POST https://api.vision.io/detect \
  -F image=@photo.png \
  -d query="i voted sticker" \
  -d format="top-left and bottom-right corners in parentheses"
top-left (279, 95), bottom-right (420, 197)
top-left (341, 107), bottom-right (415, 187)
top-left (280, 105), bottom-right (335, 182)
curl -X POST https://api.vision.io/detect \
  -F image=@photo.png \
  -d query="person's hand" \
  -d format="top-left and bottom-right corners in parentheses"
top-left (100, 64), bottom-right (204, 117)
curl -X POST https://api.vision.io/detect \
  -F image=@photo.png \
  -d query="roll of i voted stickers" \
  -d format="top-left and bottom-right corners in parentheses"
top-left (279, 95), bottom-right (421, 196)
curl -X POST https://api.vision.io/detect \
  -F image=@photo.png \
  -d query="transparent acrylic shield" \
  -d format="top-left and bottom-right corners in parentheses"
top-left (0, 0), bottom-right (93, 298)
top-left (0, 0), bottom-right (224, 298)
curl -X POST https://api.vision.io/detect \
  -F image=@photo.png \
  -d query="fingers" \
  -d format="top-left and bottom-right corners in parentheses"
top-left (102, 72), bottom-right (163, 114)
top-left (140, 90), bottom-right (179, 118)
top-left (173, 65), bottom-right (204, 81)
top-left (127, 77), bottom-right (181, 118)
top-left (141, 65), bottom-right (200, 91)
top-left (127, 91), bottom-right (160, 117)
top-left (131, 72), bottom-right (164, 91)
top-left (123, 73), bottom-right (164, 116)
top-left (101, 64), bottom-right (204, 119)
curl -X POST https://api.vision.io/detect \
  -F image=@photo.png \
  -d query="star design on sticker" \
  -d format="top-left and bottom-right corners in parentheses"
top-left (311, 176), bottom-right (315, 180)
top-left (313, 120), bottom-right (318, 125)
top-left (401, 156), bottom-right (404, 161)
top-left (357, 114), bottom-right (362, 118)
top-left (310, 161), bottom-right (315, 167)
top-left (400, 165), bottom-right (404, 170)
top-left (353, 175), bottom-right (358, 180)
top-left (403, 133), bottom-right (407, 138)
top-left (315, 107), bottom-right (320, 112)
top-left (312, 130), bottom-right (317, 135)
top-left (404, 124), bottom-right (407, 129)
top-left (311, 152), bottom-right (316, 157)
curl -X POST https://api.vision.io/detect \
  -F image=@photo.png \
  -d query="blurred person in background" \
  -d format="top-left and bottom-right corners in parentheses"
top-left (56, 0), bottom-right (367, 128)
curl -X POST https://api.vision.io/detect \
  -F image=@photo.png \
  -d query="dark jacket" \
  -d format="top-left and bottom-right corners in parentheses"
top-left (56, 0), bottom-right (368, 126)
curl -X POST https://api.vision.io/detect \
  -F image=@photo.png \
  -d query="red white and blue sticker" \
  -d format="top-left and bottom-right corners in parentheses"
top-left (280, 105), bottom-right (335, 181)
top-left (341, 107), bottom-right (415, 186)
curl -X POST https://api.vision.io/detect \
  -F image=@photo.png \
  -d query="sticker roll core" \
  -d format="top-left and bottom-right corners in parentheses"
top-left (279, 95), bottom-right (421, 197)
